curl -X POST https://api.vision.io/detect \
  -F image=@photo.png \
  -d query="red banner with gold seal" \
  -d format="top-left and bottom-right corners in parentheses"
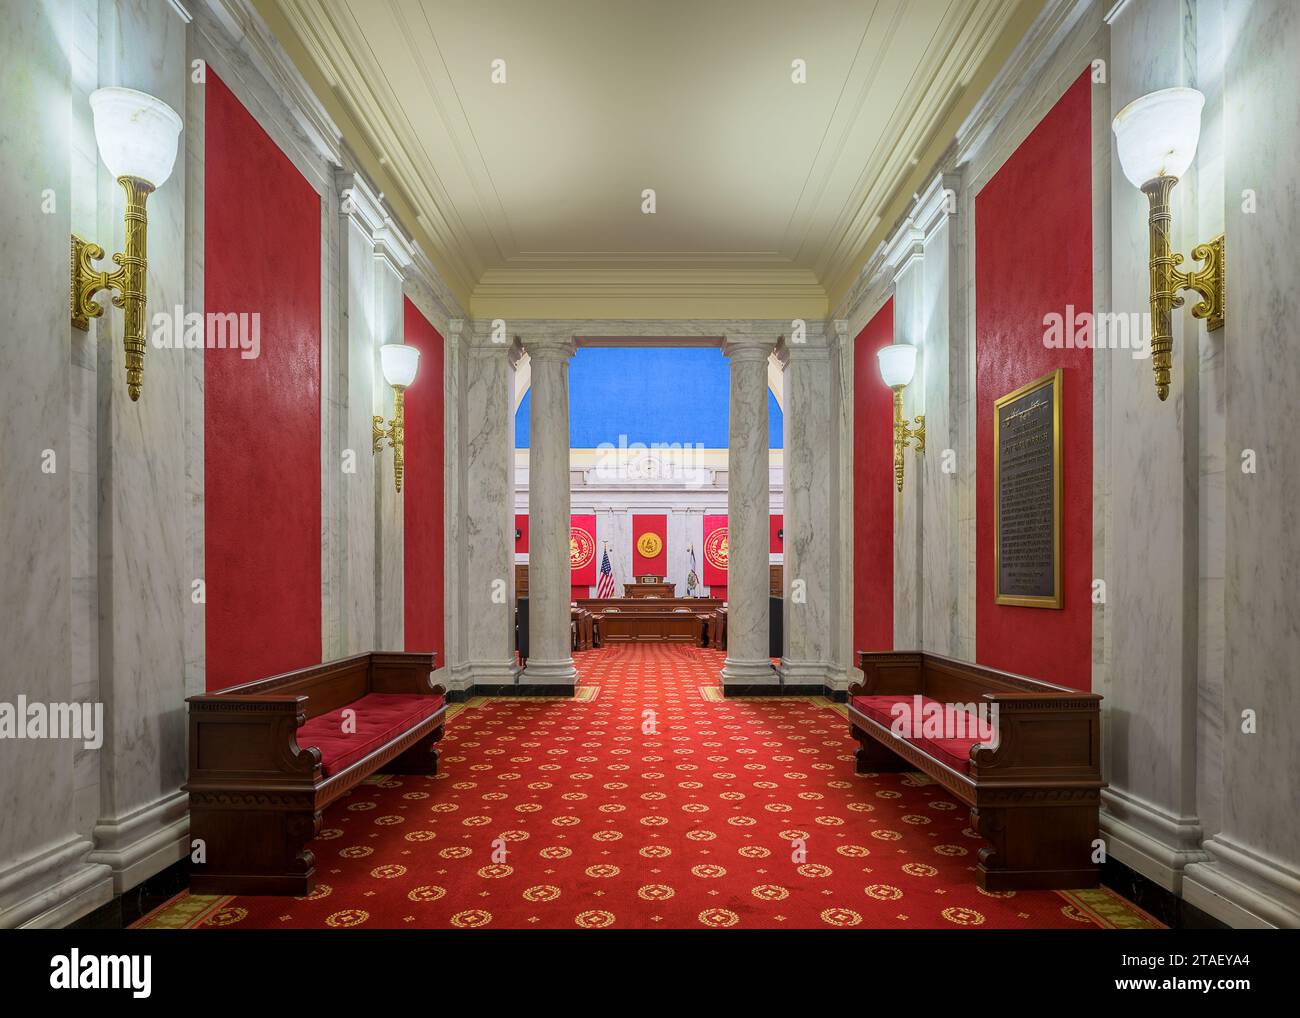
top-left (702, 514), bottom-right (728, 587)
top-left (632, 514), bottom-right (667, 575)
top-left (570, 514), bottom-right (597, 585)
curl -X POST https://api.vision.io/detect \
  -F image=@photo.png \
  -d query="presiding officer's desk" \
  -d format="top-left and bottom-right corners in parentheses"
top-left (577, 596), bottom-right (724, 646)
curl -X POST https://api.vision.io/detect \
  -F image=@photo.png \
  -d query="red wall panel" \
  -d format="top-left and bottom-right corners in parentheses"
top-left (402, 298), bottom-right (444, 662)
top-left (515, 514), bottom-right (529, 554)
top-left (702, 514), bottom-right (728, 588)
top-left (632, 514), bottom-right (667, 575)
top-left (853, 300), bottom-right (895, 654)
top-left (770, 514), bottom-right (783, 554)
top-left (975, 70), bottom-right (1093, 690)
top-left (204, 72), bottom-right (321, 691)
top-left (571, 513), bottom-right (597, 587)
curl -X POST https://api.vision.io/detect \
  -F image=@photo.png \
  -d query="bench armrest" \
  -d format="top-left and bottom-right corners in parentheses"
top-left (853, 651), bottom-right (923, 696)
top-left (970, 691), bottom-right (1102, 781)
top-left (369, 652), bottom-right (442, 696)
top-left (185, 694), bottom-right (321, 785)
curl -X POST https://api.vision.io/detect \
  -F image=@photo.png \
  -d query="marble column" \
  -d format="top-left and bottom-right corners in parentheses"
top-left (460, 325), bottom-right (521, 686)
top-left (721, 333), bottom-right (777, 688)
top-left (777, 330), bottom-right (834, 689)
top-left (520, 332), bottom-right (577, 687)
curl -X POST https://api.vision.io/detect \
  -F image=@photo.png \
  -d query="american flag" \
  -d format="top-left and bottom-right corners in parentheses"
top-left (596, 546), bottom-right (616, 598)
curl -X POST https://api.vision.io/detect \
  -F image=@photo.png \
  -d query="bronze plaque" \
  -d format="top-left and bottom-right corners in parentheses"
top-left (994, 369), bottom-right (1062, 608)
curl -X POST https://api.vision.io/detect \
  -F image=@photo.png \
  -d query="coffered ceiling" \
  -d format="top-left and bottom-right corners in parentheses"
top-left (259, 0), bottom-right (1039, 317)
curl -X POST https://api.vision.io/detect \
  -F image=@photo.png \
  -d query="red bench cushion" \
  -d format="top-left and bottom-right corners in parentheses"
top-left (297, 692), bottom-right (445, 777)
top-left (850, 694), bottom-right (985, 773)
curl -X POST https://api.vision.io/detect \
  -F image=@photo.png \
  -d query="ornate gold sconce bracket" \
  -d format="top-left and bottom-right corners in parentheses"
top-left (70, 175), bottom-right (154, 401)
top-left (1142, 175), bottom-right (1225, 401)
top-left (372, 385), bottom-right (407, 493)
top-left (891, 387), bottom-right (926, 493)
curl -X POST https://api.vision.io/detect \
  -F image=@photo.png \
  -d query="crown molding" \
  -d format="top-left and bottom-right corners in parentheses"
top-left (470, 269), bottom-right (828, 322)
top-left (953, 0), bottom-right (1095, 169)
top-left (816, 0), bottom-right (1031, 292)
top-left (274, 0), bottom-right (480, 297)
top-left (204, 0), bottom-right (343, 168)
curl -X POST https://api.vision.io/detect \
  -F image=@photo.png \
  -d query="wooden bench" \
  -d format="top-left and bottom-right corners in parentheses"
top-left (184, 651), bottom-right (445, 896)
top-left (849, 651), bottom-right (1103, 891)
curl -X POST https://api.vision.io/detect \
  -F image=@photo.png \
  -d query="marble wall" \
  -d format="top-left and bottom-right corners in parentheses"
top-left (1183, 0), bottom-right (1300, 928)
top-left (832, 0), bottom-right (1299, 926)
top-left (0, 0), bottom-right (112, 928)
top-left (0, 0), bottom-right (462, 926)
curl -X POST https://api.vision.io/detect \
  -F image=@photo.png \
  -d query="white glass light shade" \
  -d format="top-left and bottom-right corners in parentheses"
top-left (89, 87), bottom-right (183, 187)
top-left (1112, 87), bottom-right (1204, 189)
top-left (380, 344), bottom-right (420, 388)
top-left (877, 343), bottom-right (918, 389)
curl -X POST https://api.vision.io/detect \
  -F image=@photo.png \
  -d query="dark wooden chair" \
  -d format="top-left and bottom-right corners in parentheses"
top-left (184, 651), bottom-right (444, 895)
top-left (849, 651), bottom-right (1104, 891)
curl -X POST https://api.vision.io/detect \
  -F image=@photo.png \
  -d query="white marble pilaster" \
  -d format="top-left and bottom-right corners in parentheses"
top-left (519, 331), bottom-right (577, 686)
top-left (721, 333), bottom-right (778, 687)
top-left (337, 170), bottom-right (382, 653)
top-left (372, 216), bottom-right (414, 650)
top-left (0, 0), bottom-right (112, 928)
top-left (1099, 0), bottom-right (1208, 893)
top-left (777, 330), bottom-right (834, 688)
top-left (1182, 0), bottom-right (1300, 929)
top-left (595, 507), bottom-right (633, 592)
top-left (86, 0), bottom-right (191, 895)
top-left (916, 174), bottom-right (959, 658)
top-left (888, 228), bottom-right (927, 650)
top-left (436, 316), bottom-right (464, 685)
top-left (827, 320), bottom-right (859, 690)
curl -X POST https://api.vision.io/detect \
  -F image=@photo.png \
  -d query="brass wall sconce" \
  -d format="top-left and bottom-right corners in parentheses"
top-left (1112, 87), bottom-right (1224, 402)
top-left (71, 87), bottom-right (183, 401)
top-left (877, 343), bottom-right (925, 492)
top-left (372, 343), bottom-right (421, 493)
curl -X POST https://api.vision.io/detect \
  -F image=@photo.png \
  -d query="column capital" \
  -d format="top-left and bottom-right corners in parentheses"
top-left (912, 172), bottom-right (960, 239)
top-left (722, 330), bottom-right (780, 361)
top-left (374, 217), bottom-right (416, 277)
top-left (521, 329), bottom-right (576, 362)
top-left (337, 169), bottom-right (385, 234)
top-left (467, 318), bottom-right (524, 354)
top-left (882, 222), bottom-right (925, 283)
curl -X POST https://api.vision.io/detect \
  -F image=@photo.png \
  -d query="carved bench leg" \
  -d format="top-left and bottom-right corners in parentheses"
top-left (851, 726), bottom-right (912, 774)
top-left (971, 803), bottom-right (1101, 891)
top-left (387, 722), bottom-right (445, 776)
top-left (188, 800), bottom-right (319, 897)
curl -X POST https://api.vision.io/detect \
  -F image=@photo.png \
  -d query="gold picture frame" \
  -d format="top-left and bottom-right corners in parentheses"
top-left (993, 368), bottom-right (1063, 609)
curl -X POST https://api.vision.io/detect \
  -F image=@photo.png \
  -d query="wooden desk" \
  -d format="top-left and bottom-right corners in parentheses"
top-left (578, 597), bottom-right (721, 611)
top-left (597, 610), bottom-right (705, 644)
top-left (623, 581), bottom-right (676, 598)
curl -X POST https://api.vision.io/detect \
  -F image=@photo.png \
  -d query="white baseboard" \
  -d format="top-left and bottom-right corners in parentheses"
top-left (87, 789), bottom-right (190, 894)
top-left (1183, 835), bottom-right (1300, 929)
top-left (1101, 786), bottom-right (1209, 891)
top-left (0, 835), bottom-right (113, 929)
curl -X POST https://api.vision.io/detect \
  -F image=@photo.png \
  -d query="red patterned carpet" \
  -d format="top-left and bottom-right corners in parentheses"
top-left (139, 645), bottom-right (1156, 930)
